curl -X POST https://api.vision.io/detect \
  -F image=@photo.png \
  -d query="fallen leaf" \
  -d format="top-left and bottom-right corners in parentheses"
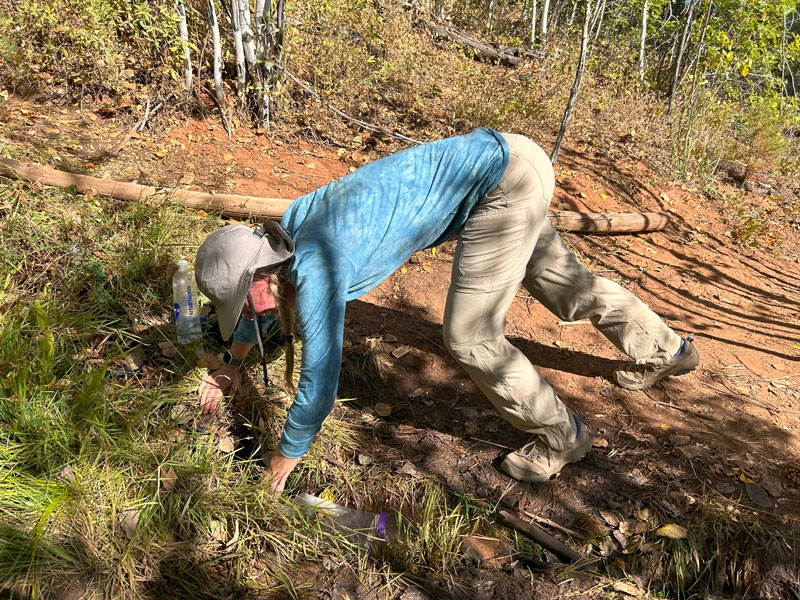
top-left (161, 466), bottom-right (177, 491)
top-left (305, 162), bottom-right (317, 169)
top-left (579, 192), bottom-right (588, 198)
top-left (592, 437), bottom-right (609, 448)
top-left (196, 210), bottom-right (208, 217)
top-left (669, 434), bottom-right (691, 446)
top-left (119, 508), bottom-right (140, 539)
top-left (153, 148), bottom-right (167, 158)
top-left (223, 153), bottom-right (234, 161)
top-left (179, 173), bottom-right (195, 185)
top-left (391, 345), bottom-right (412, 359)
top-left (772, 363), bottom-right (785, 371)
top-left (745, 483), bottom-right (772, 508)
top-left (612, 580), bottom-right (642, 597)
top-left (739, 473), bottom-right (756, 484)
top-left (461, 536), bottom-right (507, 568)
top-left (374, 402), bottom-right (392, 417)
top-left (655, 524), bottom-right (687, 539)
top-left (421, 261), bottom-right (435, 273)
top-left (761, 476), bottom-right (784, 498)
top-left (218, 435), bottom-right (235, 453)
top-left (209, 519), bottom-right (227, 543)
top-left (158, 341), bottom-right (179, 359)
top-left (397, 461), bottom-right (420, 478)
top-left (124, 346), bottom-right (146, 371)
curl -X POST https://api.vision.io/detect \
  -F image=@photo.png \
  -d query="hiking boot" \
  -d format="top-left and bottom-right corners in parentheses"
top-left (613, 336), bottom-right (699, 391)
top-left (500, 426), bottom-right (592, 483)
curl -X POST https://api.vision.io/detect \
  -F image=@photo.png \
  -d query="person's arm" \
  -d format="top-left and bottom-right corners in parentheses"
top-left (267, 240), bottom-right (353, 489)
top-left (198, 342), bottom-right (252, 413)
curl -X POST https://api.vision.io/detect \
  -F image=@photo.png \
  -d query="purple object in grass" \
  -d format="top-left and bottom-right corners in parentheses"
top-left (376, 511), bottom-right (388, 538)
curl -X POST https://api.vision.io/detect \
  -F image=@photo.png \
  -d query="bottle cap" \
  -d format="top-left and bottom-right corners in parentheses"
top-left (177, 259), bottom-right (188, 269)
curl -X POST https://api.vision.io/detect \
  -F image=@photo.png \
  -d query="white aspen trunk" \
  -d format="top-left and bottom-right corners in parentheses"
top-left (638, 0), bottom-right (649, 81)
top-left (668, 0), bottom-right (697, 114)
top-left (540, 0), bottom-right (550, 47)
top-left (530, 0), bottom-right (537, 45)
top-left (206, 0), bottom-right (225, 110)
top-left (256, 0), bottom-right (272, 130)
top-left (551, 0), bottom-right (591, 164)
top-left (255, 0), bottom-right (265, 36)
top-left (239, 0), bottom-right (257, 66)
top-left (275, 0), bottom-right (285, 65)
top-left (593, 0), bottom-right (605, 40)
top-left (231, 0), bottom-right (246, 101)
top-left (487, 0), bottom-right (495, 31)
top-left (175, 0), bottom-right (192, 90)
top-left (569, 0), bottom-right (577, 26)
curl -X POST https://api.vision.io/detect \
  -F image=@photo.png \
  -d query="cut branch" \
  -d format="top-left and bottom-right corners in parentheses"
top-left (0, 159), bottom-right (671, 234)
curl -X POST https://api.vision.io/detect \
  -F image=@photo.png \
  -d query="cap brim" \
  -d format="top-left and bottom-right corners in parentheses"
top-left (215, 223), bottom-right (295, 342)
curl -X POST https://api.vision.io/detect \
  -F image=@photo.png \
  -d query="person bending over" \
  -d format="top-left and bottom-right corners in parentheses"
top-left (195, 129), bottom-right (699, 491)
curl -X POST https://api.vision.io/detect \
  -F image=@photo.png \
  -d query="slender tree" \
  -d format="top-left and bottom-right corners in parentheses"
top-left (206, 0), bottom-right (231, 137)
top-left (638, 0), bottom-right (649, 82)
top-left (175, 0), bottom-right (192, 90)
top-left (551, 0), bottom-right (592, 164)
top-left (540, 0), bottom-right (550, 47)
top-left (530, 0), bottom-right (538, 45)
top-left (668, 0), bottom-right (698, 114)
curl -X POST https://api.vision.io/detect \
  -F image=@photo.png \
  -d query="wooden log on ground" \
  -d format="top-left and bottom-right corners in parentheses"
top-left (0, 158), bottom-right (670, 233)
top-left (0, 158), bottom-right (292, 219)
top-left (550, 210), bottom-right (670, 233)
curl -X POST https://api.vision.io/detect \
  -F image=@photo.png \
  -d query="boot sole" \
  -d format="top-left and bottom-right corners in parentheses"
top-left (500, 446), bottom-right (591, 483)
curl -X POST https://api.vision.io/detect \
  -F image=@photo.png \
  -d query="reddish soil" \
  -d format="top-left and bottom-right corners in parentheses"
top-left (3, 97), bottom-right (799, 597)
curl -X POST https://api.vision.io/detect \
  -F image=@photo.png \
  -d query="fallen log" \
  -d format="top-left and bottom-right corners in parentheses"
top-left (0, 158), bottom-right (670, 233)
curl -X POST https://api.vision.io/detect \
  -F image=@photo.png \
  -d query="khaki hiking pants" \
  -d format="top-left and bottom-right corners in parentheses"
top-left (442, 133), bottom-right (682, 451)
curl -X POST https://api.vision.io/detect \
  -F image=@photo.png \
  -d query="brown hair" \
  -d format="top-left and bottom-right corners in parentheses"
top-left (267, 269), bottom-right (296, 393)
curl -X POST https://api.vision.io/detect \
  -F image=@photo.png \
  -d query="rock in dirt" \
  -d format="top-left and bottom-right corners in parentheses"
top-left (158, 341), bottom-right (179, 358)
top-left (356, 453), bottom-right (373, 466)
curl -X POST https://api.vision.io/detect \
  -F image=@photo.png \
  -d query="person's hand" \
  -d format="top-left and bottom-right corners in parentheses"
top-left (198, 365), bottom-right (241, 413)
top-left (265, 451), bottom-right (301, 492)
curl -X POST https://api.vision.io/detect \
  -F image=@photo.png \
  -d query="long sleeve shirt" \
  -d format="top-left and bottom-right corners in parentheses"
top-left (277, 128), bottom-right (509, 458)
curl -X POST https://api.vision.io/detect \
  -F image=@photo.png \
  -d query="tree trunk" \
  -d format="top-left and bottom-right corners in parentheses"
top-left (0, 158), bottom-right (670, 233)
top-left (540, 0), bottom-right (550, 47)
top-left (668, 0), bottom-right (697, 115)
top-left (238, 0), bottom-right (257, 66)
top-left (638, 0), bottom-right (649, 82)
top-left (569, 0), bottom-right (577, 26)
top-left (256, 0), bottom-right (273, 130)
top-left (175, 0), bottom-right (192, 90)
top-left (592, 0), bottom-right (605, 40)
top-left (551, 0), bottom-right (591, 165)
top-left (231, 0), bottom-right (247, 103)
top-left (487, 0), bottom-right (495, 31)
top-left (530, 0), bottom-right (538, 46)
top-left (205, 0), bottom-right (231, 137)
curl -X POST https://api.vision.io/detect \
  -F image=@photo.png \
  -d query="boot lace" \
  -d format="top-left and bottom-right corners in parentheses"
top-left (518, 439), bottom-right (552, 464)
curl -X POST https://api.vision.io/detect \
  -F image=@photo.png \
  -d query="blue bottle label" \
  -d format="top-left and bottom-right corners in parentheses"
top-left (174, 303), bottom-right (180, 322)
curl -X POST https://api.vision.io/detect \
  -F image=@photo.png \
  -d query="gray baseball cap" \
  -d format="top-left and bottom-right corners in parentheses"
top-left (195, 222), bottom-right (295, 341)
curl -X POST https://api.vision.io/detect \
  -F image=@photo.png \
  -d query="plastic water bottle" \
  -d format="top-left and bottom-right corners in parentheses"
top-left (294, 493), bottom-right (397, 551)
top-left (172, 259), bottom-right (202, 343)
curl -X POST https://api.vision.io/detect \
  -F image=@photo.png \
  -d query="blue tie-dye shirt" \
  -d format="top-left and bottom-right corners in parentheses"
top-left (277, 128), bottom-right (509, 458)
